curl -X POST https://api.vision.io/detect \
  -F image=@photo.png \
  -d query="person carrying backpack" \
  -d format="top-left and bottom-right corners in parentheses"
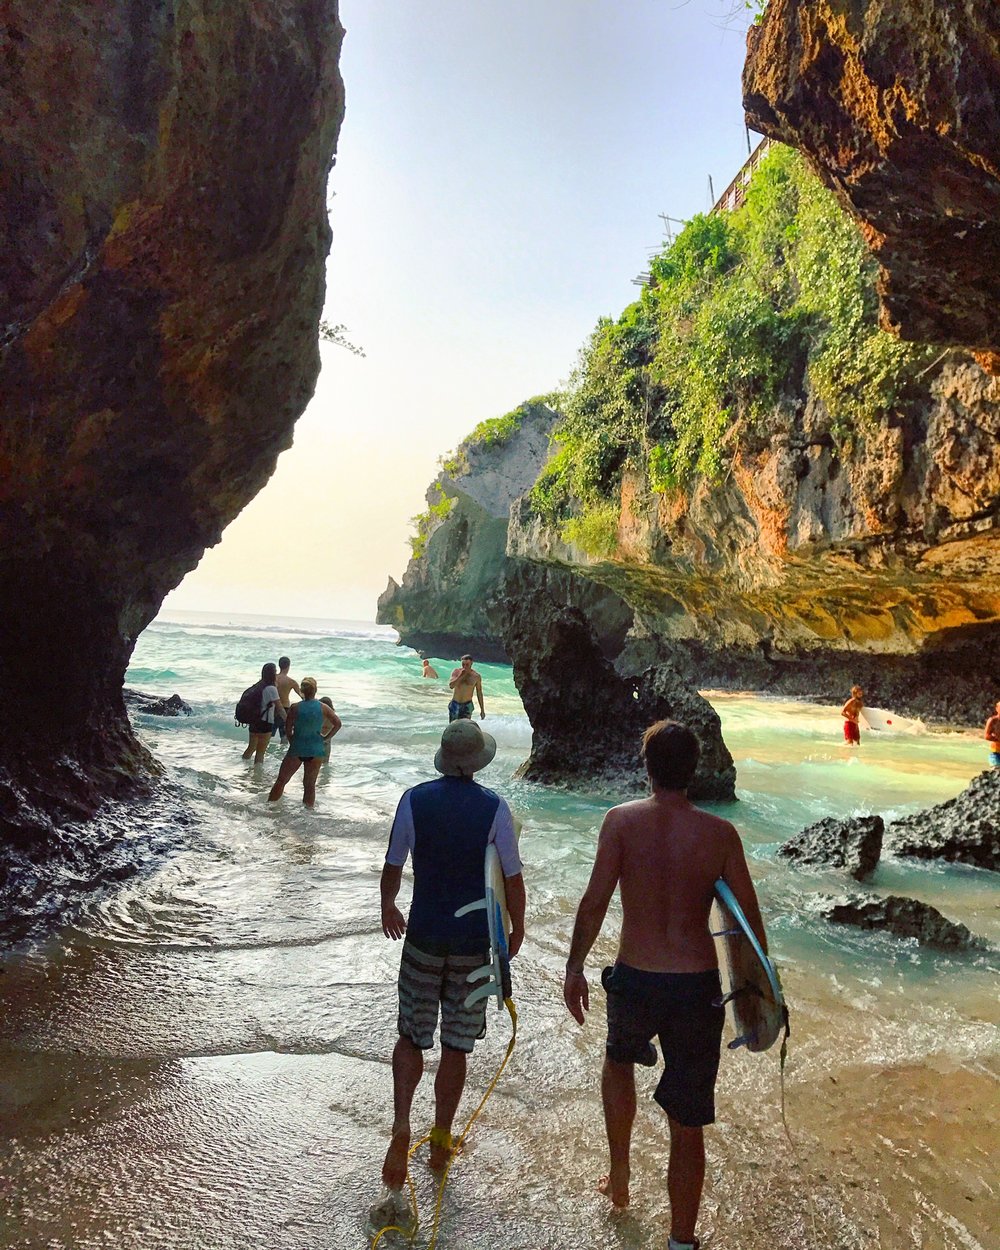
top-left (238, 663), bottom-right (284, 763)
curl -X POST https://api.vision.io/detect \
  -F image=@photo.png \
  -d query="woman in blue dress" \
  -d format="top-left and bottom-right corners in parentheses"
top-left (267, 676), bottom-right (342, 806)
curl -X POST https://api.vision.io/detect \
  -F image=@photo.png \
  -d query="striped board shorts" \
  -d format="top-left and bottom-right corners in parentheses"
top-left (396, 939), bottom-right (490, 1053)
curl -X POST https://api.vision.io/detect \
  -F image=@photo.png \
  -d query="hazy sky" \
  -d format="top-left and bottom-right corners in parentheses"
top-left (165, 0), bottom-right (755, 622)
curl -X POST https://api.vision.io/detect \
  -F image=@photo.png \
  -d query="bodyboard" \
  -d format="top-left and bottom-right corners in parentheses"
top-left (711, 878), bottom-right (785, 1053)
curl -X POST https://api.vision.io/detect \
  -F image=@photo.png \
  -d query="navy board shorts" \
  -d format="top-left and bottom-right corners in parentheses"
top-left (448, 700), bottom-right (474, 722)
top-left (602, 963), bottom-right (724, 1127)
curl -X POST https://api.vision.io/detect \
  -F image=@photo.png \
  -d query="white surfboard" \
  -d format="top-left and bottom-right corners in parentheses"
top-left (711, 879), bottom-right (786, 1053)
top-left (455, 843), bottom-right (512, 1010)
top-left (861, 707), bottom-right (925, 734)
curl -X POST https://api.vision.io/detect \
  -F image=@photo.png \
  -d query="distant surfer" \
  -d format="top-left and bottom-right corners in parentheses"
top-left (376, 720), bottom-right (524, 1209)
top-left (985, 701), bottom-right (1000, 768)
top-left (448, 654), bottom-right (485, 721)
top-left (275, 656), bottom-right (302, 746)
top-left (421, 658), bottom-right (439, 679)
top-left (841, 685), bottom-right (866, 745)
top-left (562, 719), bottom-right (768, 1250)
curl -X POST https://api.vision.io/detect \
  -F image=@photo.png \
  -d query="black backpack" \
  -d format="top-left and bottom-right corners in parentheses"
top-left (235, 680), bottom-right (265, 727)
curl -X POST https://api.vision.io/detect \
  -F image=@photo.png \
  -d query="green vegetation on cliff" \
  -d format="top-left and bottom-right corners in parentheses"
top-left (408, 484), bottom-right (455, 560)
top-left (441, 395), bottom-right (560, 476)
top-left (531, 146), bottom-right (934, 539)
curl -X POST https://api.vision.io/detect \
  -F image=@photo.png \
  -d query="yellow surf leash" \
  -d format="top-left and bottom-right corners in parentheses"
top-left (370, 996), bottom-right (518, 1250)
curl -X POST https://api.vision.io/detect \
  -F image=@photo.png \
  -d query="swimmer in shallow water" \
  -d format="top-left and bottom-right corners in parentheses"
top-left (421, 658), bottom-right (439, 679)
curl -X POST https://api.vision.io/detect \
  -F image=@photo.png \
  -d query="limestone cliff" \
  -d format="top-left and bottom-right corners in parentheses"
top-left (509, 356), bottom-right (1000, 725)
top-left (744, 1), bottom-right (1000, 358)
top-left (0, 2), bottom-right (345, 847)
top-left (377, 401), bottom-right (559, 661)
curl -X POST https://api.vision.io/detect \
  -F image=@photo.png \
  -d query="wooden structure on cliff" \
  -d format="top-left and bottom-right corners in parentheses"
top-left (633, 136), bottom-right (776, 287)
top-left (710, 135), bottom-right (774, 215)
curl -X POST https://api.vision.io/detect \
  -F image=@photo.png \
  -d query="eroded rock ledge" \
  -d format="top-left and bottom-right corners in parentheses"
top-left (744, 1), bottom-right (1000, 356)
top-left (0, 1), bottom-right (345, 852)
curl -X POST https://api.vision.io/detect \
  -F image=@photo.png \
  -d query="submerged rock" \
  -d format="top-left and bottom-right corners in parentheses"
top-left (886, 770), bottom-right (1000, 871)
top-left (780, 815), bottom-right (883, 881)
top-left (124, 690), bottom-right (193, 718)
top-left (744, 1), bottom-right (1000, 356)
top-left (821, 894), bottom-right (981, 952)
top-left (502, 566), bottom-right (736, 801)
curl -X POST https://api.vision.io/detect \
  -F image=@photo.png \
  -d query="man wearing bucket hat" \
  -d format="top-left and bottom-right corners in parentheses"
top-left (377, 720), bottom-right (525, 1195)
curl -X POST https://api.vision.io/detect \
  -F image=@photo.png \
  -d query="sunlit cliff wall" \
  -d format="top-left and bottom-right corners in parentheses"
top-left (744, 0), bottom-right (1000, 360)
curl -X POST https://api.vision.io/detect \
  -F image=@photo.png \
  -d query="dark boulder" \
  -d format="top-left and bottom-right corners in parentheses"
top-left (886, 770), bottom-right (1000, 871)
top-left (502, 567), bottom-right (736, 801)
top-left (821, 894), bottom-right (981, 951)
top-left (124, 689), bottom-right (192, 718)
top-left (780, 814), bottom-right (883, 880)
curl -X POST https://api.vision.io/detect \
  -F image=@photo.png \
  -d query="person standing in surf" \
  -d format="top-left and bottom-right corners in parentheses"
top-left (447, 654), bottom-right (485, 722)
top-left (562, 719), bottom-right (768, 1250)
top-left (840, 685), bottom-right (866, 745)
top-left (274, 656), bottom-right (302, 746)
top-left (985, 701), bottom-right (1000, 768)
top-left (241, 662), bottom-right (284, 763)
top-left (267, 677), bottom-right (340, 806)
top-left (376, 720), bottom-right (524, 1208)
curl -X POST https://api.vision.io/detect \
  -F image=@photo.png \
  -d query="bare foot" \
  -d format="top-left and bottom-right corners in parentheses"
top-left (381, 1124), bottom-right (410, 1190)
top-left (597, 1167), bottom-right (630, 1209)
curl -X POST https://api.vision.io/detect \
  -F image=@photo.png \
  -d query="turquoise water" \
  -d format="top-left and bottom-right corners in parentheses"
top-left (2, 610), bottom-right (997, 1250)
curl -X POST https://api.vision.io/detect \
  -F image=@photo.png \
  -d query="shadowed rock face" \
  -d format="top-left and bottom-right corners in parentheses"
top-left (887, 768), bottom-right (1000, 870)
top-left (821, 894), bottom-right (980, 951)
top-left (0, 2), bottom-right (345, 845)
top-left (502, 565), bottom-right (736, 801)
top-left (781, 814), bottom-right (884, 881)
top-left (744, 1), bottom-right (1000, 356)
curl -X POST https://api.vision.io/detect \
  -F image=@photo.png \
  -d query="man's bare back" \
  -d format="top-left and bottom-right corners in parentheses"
top-left (591, 791), bottom-right (765, 974)
top-left (276, 671), bottom-right (301, 708)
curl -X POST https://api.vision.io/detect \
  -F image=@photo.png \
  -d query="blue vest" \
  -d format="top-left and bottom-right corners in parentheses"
top-left (406, 776), bottom-right (500, 955)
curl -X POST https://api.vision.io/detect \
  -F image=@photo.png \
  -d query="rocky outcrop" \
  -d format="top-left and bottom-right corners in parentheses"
top-left (502, 564), bottom-right (736, 801)
top-left (124, 691), bottom-right (193, 718)
top-left (507, 357), bottom-right (1000, 725)
top-left (821, 894), bottom-right (981, 951)
top-left (0, 3), bottom-right (344, 848)
top-left (780, 815), bottom-right (883, 880)
top-left (886, 769), bottom-right (1000, 871)
top-left (377, 401), bottom-right (559, 660)
top-left (744, 2), bottom-right (1000, 356)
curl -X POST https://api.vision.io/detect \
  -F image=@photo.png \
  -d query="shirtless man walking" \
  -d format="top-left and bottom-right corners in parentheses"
top-left (563, 720), bottom-right (768, 1250)
top-left (275, 656), bottom-right (302, 746)
top-left (448, 654), bottom-right (485, 722)
top-left (985, 701), bottom-right (1000, 768)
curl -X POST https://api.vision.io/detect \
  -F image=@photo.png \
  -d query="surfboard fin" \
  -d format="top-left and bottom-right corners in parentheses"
top-left (716, 984), bottom-right (763, 1008)
top-left (728, 1033), bottom-right (756, 1050)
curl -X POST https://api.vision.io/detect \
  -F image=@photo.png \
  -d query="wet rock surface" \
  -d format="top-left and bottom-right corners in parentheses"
top-left (124, 690), bottom-right (192, 718)
top-left (0, 1), bottom-right (345, 852)
top-left (744, 1), bottom-right (1000, 355)
top-left (886, 769), bottom-right (1000, 871)
top-left (502, 566), bottom-right (735, 801)
top-left (781, 815), bottom-right (884, 881)
top-left (821, 894), bottom-right (982, 951)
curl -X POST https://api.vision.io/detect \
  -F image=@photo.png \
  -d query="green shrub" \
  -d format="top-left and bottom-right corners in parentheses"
top-left (536, 145), bottom-right (934, 515)
top-left (408, 485), bottom-right (455, 560)
top-left (560, 505), bottom-right (620, 558)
